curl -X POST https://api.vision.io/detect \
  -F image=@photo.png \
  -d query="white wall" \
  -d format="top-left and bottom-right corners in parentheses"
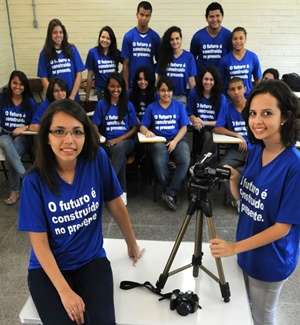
top-left (0, 0), bottom-right (15, 87)
top-left (6, 0), bottom-right (300, 78)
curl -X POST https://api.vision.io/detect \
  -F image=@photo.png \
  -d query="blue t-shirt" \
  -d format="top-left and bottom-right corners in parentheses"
top-left (141, 99), bottom-right (189, 140)
top-left (92, 99), bottom-right (138, 140)
top-left (215, 101), bottom-right (248, 141)
top-left (187, 89), bottom-right (227, 122)
top-left (157, 50), bottom-right (197, 96)
top-left (237, 144), bottom-right (300, 281)
top-left (121, 27), bottom-right (160, 86)
top-left (190, 26), bottom-right (231, 72)
top-left (85, 47), bottom-right (119, 91)
top-left (31, 99), bottom-right (50, 124)
top-left (37, 45), bottom-right (85, 95)
top-left (0, 95), bottom-right (36, 133)
top-left (18, 148), bottom-right (122, 270)
top-left (219, 50), bottom-right (262, 97)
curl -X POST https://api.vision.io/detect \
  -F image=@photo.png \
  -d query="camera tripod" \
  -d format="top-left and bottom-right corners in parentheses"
top-left (156, 183), bottom-right (231, 303)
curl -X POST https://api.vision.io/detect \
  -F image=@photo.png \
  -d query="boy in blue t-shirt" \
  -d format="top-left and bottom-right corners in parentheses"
top-left (190, 2), bottom-right (231, 73)
top-left (121, 1), bottom-right (160, 90)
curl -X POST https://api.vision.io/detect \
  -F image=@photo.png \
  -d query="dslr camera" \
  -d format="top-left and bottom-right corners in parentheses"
top-left (169, 289), bottom-right (199, 316)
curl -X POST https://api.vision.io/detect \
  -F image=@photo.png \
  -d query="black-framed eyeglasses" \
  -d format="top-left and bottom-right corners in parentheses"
top-left (49, 128), bottom-right (85, 138)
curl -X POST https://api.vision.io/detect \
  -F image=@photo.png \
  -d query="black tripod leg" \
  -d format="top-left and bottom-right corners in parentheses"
top-left (206, 217), bottom-right (231, 302)
top-left (156, 213), bottom-right (193, 292)
top-left (192, 211), bottom-right (204, 277)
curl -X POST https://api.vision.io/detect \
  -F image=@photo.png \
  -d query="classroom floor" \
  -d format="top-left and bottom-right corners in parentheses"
top-left (0, 173), bottom-right (299, 325)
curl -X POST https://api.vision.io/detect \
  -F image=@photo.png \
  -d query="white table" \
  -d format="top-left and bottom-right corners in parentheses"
top-left (20, 239), bottom-right (253, 325)
top-left (213, 133), bottom-right (242, 144)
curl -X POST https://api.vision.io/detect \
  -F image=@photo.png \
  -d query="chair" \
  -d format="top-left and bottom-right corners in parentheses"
top-left (28, 78), bottom-right (44, 103)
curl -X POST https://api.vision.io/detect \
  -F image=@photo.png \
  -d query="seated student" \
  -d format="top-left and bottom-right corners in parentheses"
top-left (262, 68), bottom-right (280, 80)
top-left (140, 76), bottom-right (190, 211)
top-left (0, 70), bottom-right (37, 205)
top-left (219, 26), bottom-right (262, 97)
top-left (213, 77), bottom-right (248, 202)
top-left (188, 66), bottom-right (227, 162)
top-left (30, 78), bottom-right (68, 132)
top-left (92, 73), bottom-right (138, 205)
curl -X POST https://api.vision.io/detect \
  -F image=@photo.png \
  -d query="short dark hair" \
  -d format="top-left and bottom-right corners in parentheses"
top-left (46, 78), bottom-right (69, 102)
top-left (157, 76), bottom-right (174, 92)
top-left (228, 77), bottom-right (245, 88)
top-left (34, 99), bottom-right (99, 193)
top-left (262, 68), bottom-right (280, 80)
top-left (137, 1), bottom-right (152, 13)
top-left (232, 26), bottom-right (247, 38)
top-left (206, 2), bottom-right (224, 17)
top-left (244, 80), bottom-right (298, 147)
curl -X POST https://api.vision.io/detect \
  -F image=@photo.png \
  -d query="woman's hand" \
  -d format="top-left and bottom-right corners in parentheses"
top-left (166, 139), bottom-right (177, 153)
top-left (191, 116), bottom-right (204, 130)
top-left (127, 242), bottom-right (145, 266)
top-left (209, 238), bottom-right (236, 257)
top-left (60, 288), bottom-right (85, 325)
top-left (144, 130), bottom-right (155, 137)
top-left (236, 134), bottom-right (247, 152)
top-left (107, 138), bottom-right (121, 146)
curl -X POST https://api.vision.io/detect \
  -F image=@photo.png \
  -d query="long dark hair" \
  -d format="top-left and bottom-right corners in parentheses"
top-left (130, 67), bottom-right (155, 109)
top-left (97, 26), bottom-right (121, 66)
top-left (2, 70), bottom-right (33, 111)
top-left (103, 73), bottom-right (128, 122)
top-left (195, 66), bottom-right (223, 113)
top-left (46, 78), bottom-right (69, 102)
top-left (158, 26), bottom-right (182, 73)
top-left (34, 99), bottom-right (99, 193)
top-left (43, 18), bottom-right (72, 60)
top-left (244, 80), bottom-right (298, 147)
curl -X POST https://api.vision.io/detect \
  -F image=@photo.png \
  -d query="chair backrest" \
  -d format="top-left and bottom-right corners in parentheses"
top-left (28, 78), bottom-right (44, 102)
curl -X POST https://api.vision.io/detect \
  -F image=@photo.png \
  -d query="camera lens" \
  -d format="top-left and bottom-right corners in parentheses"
top-left (176, 299), bottom-right (193, 316)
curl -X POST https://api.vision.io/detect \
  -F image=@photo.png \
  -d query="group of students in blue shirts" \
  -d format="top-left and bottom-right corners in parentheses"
top-left (0, 1), bottom-right (299, 325)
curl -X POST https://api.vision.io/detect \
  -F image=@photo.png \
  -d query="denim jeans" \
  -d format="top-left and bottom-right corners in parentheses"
top-left (0, 134), bottom-right (30, 191)
top-left (150, 139), bottom-right (190, 196)
top-left (107, 139), bottom-right (135, 192)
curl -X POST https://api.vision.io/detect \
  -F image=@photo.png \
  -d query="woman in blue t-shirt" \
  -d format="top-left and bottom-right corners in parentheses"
top-left (157, 26), bottom-right (197, 105)
top-left (92, 73), bottom-right (138, 205)
top-left (210, 80), bottom-right (300, 325)
top-left (0, 70), bottom-right (36, 205)
top-left (19, 99), bottom-right (142, 325)
top-left (85, 26), bottom-right (122, 101)
top-left (30, 78), bottom-right (69, 132)
top-left (37, 18), bottom-right (85, 100)
top-left (188, 66), bottom-right (227, 161)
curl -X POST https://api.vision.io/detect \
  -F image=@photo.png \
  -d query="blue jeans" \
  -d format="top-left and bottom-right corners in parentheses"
top-left (107, 139), bottom-right (135, 192)
top-left (150, 139), bottom-right (190, 196)
top-left (0, 134), bottom-right (30, 191)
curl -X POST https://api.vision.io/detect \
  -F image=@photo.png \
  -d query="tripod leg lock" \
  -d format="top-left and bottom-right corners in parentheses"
top-left (192, 252), bottom-right (203, 266)
top-left (156, 273), bottom-right (168, 293)
top-left (219, 282), bottom-right (231, 303)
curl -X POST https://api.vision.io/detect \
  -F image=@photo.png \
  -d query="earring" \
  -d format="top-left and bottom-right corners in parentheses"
top-left (280, 122), bottom-right (285, 126)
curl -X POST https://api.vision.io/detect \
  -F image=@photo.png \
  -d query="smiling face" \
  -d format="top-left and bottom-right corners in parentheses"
top-left (137, 72), bottom-right (149, 90)
top-left (51, 25), bottom-right (64, 48)
top-left (248, 93), bottom-right (285, 144)
top-left (202, 72), bottom-right (215, 94)
top-left (158, 82), bottom-right (173, 105)
top-left (206, 9), bottom-right (223, 31)
top-left (48, 111), bottom-right (85, 168)
top-left (170, 31), bottom-right (182, 52)
top-left (232, 31), bottom-right (246, 51)
top-left (107, 77), bottom-right (122, 103)
top-left (99, 30), bottom-right (111, 51)
top-left (10, 76), bottom-right (24, 97)
top-left (53, 83), bottom-right (67, 101)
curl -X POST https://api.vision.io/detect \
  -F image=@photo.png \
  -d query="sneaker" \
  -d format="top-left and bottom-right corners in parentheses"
top-left (121, 192), bottom-right (127, 206)
top-left (161, 192), bottom-right (177, 211)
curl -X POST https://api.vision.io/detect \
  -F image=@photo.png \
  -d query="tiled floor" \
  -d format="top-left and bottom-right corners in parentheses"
top-left (0, 175), bottom-right (299, 324)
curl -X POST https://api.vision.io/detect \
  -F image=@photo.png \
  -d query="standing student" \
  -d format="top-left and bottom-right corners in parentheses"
top-left (92, 73), bottom-right (138, 205)
top-left (37, 18), bottom-right (85, 100)
top-left (219, 26), bottom-right (262, 97)
top-left (85, 26), bottom-right (122, 101)
top-left (210, 80), bottom-right (300, 325)
top-left (19, 99), bottom-right (142, 325)
top-left (190, 2), bottom-right (231, 72)
top-left (157, 26), bottom-right (197, 105)
top-left (0, 70), bottom-right (36, 205)
top-left (140, 76), bottom-right (190, 211)
top-left (30, 78), bottom-right (68, 132)
top-left (188, 66), bottom-right (227, 160)
top-left (121, 1), bottom-right (160, 90)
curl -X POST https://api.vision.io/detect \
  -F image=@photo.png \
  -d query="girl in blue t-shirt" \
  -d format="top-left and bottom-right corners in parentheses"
top-left (85, 26), bottom-right (122, 101)
top-left (210, 80), bottom-right (300, 325)
top-left (188, 66), bottom-right (227, 161)
top-left (157, 26), bottom-right (197, 104)
top-left (30, 78), bottom-right (68, 132)
top-left (92, 73), bottom-right (138, 204)
top-left (18, 99), bottom-right (142, 325)
top-left (140, 76), bottom-right (190, 211)
top-left (0, 70), bottom-right (36, 205)
top-left (37, 18), bottom-right (85, 100)
top-left (219, 26), bottom-right (262, 97)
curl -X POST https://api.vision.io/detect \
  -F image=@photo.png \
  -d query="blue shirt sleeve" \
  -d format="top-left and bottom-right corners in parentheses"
top-left (71, 46), bottom-right (85, 73)
top-left (127, 101), bottom-right (138, 127)
top-left (85, 48), bottom-right (95, 71)
top-left (215, 102), bottom-right (228, 127)
top-left (92, 100), bottom-right (105, 126)
top-left (188, 54), bottom-right (197, 77)
top-left (121, 32), bottom-right (131, 60)
top-left (141, 104), bottom-right (153, 128)
top-left (31, 100), bottom-right (49, 124)
top-left (178, 101), bottom-right (190, 127)
top-left (37, 50), bottom-right (48, 78)
top-left (252, 53), bottom-right (262, 80)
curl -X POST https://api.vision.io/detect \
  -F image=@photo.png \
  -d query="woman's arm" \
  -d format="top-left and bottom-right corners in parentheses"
top-left (41, 78), bottom-right (49, 92)
top-left (69, 72), bottom-right (82, 100)
top-left (85, 70), bottom-right (94, 101)
top-left (29, 232), bottom-right (85, 324)
top-left (28, 124), bottom-right (40, 132)
top-left (167, 125), bottom-right (187, 153)
top-left (210, 222), bottom-right (291, 257)
top-left (188, 76), bottom-right (196, 90)
top-left (140, 125), bottom-right (155, 137)
top-left (106, 126), bottom-right (137, 146)
top-left (122, 59), bottom-right (129, 91)
top-left (106, 197), bottom-right (142, 264)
